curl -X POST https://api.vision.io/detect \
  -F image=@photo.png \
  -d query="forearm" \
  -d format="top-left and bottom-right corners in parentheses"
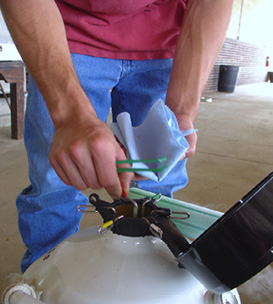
top-left (0, 0), bottom-right (96, 127)
top-left (166, 0), bottom-right (233, 123)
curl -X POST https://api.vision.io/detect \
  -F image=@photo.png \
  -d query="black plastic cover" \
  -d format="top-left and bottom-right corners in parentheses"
top-left (177, 172), bottom-right (273, 294)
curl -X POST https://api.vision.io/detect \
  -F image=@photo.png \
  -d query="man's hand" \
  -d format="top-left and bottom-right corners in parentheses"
top-left (49, 113), bottom-right (134, 199)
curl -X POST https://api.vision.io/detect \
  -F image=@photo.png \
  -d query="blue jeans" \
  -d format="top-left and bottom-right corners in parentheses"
top-left (18, 54), bottom-right (188, 272)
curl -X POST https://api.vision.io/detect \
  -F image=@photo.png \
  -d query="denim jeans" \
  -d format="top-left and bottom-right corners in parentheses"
top-left (18, 54), bottom-right (188, 272)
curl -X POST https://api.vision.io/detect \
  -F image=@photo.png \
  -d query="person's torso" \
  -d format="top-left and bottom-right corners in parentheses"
top-left (55, 0), bottom-right (187, 60)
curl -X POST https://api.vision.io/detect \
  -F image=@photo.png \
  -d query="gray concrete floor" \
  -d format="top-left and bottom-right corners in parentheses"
top-left (1, 83), bottom-right (273, 303)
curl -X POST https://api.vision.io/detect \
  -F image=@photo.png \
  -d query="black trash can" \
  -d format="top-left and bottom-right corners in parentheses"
top-left (268, 72), bottom-right (273, 83)
top-left (218, 65), bottom-right (239, 93)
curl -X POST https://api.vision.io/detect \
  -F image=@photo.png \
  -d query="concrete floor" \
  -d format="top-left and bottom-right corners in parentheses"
top-left (0, 82), bottom-right (273, 303)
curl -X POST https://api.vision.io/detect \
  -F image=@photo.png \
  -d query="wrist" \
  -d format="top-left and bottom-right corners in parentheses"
top-left (38, 72), bottom-right (97, 128)
top-left (53, 100), bottom-right (97, 130)
top-left (166, 96), bottom-right (199, 126)
top-left (174, 113), bottom-right (195, 131)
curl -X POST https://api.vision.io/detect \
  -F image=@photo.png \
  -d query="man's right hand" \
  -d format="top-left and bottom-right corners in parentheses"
top-left (49, 112), bottom-right (135, 199)
top-left (49, 108), bottom-right (134, 198)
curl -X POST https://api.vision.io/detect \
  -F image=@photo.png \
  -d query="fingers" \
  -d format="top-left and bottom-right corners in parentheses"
top-left (115, 146), bottom-right (134, 197)
top-left (49, 157), bottom-right (73, 187)
top-left (91, 139), bottom-right (132, 198)
top-left (177, 131), bottom-right (198, 160)
top-left (174, 113), bottom-right (198, 160)
top-left (184, 131), bottom-right (198, 158)
top-left (49, 142), bottom-right (99, 190)
top-left (49, 124), bottom-right (134, 199)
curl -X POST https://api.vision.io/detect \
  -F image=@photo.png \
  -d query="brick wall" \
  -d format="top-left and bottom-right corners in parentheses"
top-left (204, 0), bottom-right (273, 92)
top-left (204, 38), bottom-right (269, 92)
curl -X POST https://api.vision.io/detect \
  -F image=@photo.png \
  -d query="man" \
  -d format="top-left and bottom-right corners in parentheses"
top-left (1, 0), bottom-right (233, 272)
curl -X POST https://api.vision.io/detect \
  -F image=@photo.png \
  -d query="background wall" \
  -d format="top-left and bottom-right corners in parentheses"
top-left (0, 0), bottom-right (272, 93)
top-left (205, 0), bottom-right (273, 91)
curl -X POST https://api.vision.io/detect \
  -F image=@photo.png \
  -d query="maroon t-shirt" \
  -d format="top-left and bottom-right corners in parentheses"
top-left (55, 0), bottom-right (187, 60)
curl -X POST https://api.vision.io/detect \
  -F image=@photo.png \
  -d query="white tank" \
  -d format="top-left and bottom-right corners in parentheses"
top-left (17, 226), bottom-right (239, 304)
top-left (3, 189), bottom-right (241, 304)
